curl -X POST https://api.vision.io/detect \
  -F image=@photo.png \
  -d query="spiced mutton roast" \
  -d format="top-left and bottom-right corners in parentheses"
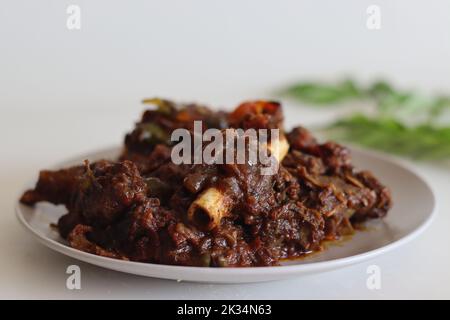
top-left (20, 99), bottom-right (392, 267)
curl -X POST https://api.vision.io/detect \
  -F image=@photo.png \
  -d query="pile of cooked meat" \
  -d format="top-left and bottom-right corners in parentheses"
top-left (20, 99), bottom-right (391, 267)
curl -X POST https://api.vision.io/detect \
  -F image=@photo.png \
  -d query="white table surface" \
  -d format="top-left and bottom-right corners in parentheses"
top-left (1, 0), bottom-right (450, 299)
top-left (0, 106), bottom-right (449, 299)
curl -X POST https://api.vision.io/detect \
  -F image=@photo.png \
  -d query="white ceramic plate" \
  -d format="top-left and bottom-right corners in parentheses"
top-left (16, 146), bottom-right (436, 283)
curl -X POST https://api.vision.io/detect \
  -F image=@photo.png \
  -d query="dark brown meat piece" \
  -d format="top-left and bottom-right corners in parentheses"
top-left (228, 100), bottom-right (283, 130)
top-left (351, 170), bottom-right (392, 221)
top-left (284, 126), bottom-right (391, 237)
top-left (286, 126), bottom-right (318, 150)
top-left (69, 160), bottom-right (147, 228)
top-left (123, 99), bottom-right (227, 156)
top-left (20, 165), bottom-right (84, 206)
top-left (82, 197), bottom-right (176, 262)
top-left (68, 224), bottom-right (127, 260)
top-left (120, 144), bottom-right (172, 175)
top-left (287, 126), bottom-right (352, 173)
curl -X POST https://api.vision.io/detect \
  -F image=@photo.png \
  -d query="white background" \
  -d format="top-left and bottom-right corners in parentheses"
top-left (1, 0), bottom-right (450, 299)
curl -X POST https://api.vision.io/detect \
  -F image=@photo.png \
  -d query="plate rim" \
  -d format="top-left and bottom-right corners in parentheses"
top-left (15, 146), bottom-right (437, 282)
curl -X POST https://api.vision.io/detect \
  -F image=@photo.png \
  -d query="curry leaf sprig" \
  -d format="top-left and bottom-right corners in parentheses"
top-left (326, 114), bottom-right (450, 159)
top-left (279, 80), bottom-right (450, 159)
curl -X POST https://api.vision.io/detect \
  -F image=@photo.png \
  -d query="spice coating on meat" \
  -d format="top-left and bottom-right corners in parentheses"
top-left (20, 100), bottom-right (392, 267)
